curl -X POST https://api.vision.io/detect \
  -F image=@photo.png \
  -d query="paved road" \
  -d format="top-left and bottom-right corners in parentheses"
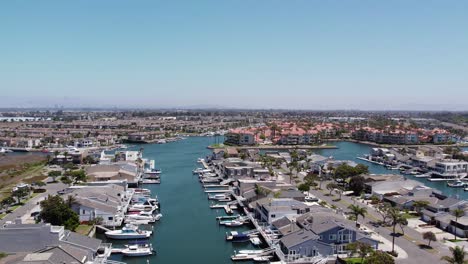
top-left (308, 182), bottom-right (451, 264)
top-left (0, 182), bottom-right (67, 226)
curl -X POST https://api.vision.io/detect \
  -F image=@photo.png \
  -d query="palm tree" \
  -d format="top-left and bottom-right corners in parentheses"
top-left (387, 207), bottom-right (407, 253)
top-left (66, 195), bottom-right (77, 208)
top-left (413, 200), bottom-right (430, 216)
top-left (348, 204), bottom-right (367, 227)
top-left (453, 209), bottom-right (465, 240)
top-left (441, 246), bottom-right (468, 264)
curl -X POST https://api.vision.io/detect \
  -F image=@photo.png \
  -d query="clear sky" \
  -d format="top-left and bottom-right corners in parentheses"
top-left (1, 1), bottom-right (467, 110)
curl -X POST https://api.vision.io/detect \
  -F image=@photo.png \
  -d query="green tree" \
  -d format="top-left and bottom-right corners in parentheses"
top-left (1, 197), bottom-right (15, 209)
top-left (346, 241), bottom-right (374, 263)
top-left (12, 188), bottom-right (29, 204)
top-left (48, 170), bottom-right (62, 182)
top-left (366, 251), bottom-right (395, 264)
top-left (422, 231), bottom-right (437, 247)
top-left (298, 183), bottom-right (310, 192)
top-left (348, 204), bottom-right (367, 227)
top-left (453, 209), bottom-right (465, 240)
top-left (39, 195), bottom-right (79, 231)
top-left (348, 175), bottom-right (366, 195)
top-left (326, 182), bottom-right (338, 195)
top-left (441, 246), bottom-right (468, 264)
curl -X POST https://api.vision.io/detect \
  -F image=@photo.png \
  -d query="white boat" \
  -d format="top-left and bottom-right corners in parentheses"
top-left (250, 237), bottom-right (261, 246)
top-left (208, 193), bottom-right (231, 200)
top-left (254, 256), bottom-right (271, 262)
top-left (125, 214), bottom-right (156, 223)
top-left (140, 179), bottom-right (160, 184)
top-left (193, 168), bottom-right (212, 174)
top-left (231, 253), bottom-right (255, 261)
top-left (121, 244), bottom-right (154, 257)
top-left (128, 204), bottom-right (158, 212)
top-left (447, 180), bottom-right (467, 188)
top-left (224, 220), bottom-right (244, 227)
top-left (238, 249), bottom-right (265, 255)
top-left (105, 224), bottom-right (152, 240)
top-left (197, 158), bottom-right (205, 163)
top-left (144, 168), bottom-right (161, 174)
top-left (0, 148), bottom-right (12, 153)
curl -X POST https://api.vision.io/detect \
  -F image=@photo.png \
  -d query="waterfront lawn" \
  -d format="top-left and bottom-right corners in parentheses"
top-left (209, 143), bottom-right (225, 148)
top-left (344, 258), bottom-right (366, 264)
top-left (75, 225), bottom-right (93, 236)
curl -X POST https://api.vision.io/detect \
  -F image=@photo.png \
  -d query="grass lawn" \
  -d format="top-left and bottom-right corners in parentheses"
top-left (75, 225), bottom-right (93, 236)
top-left (209, 143), bottom-right (225, 148)
top-left (344, 257), bottom-right (366, 264)
top-left (9, 205), bottom-right (21, 211)
top-left (402, 212), bottom-right (420, 219)
top-left (448, 239), bottom-right (465, 242)
top-left (0, 213), bottom-right (6, 220)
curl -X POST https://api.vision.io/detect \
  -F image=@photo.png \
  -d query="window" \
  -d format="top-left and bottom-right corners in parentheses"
top-left (108, 216), bottom-right (113, 220)
top-left (271, 214), bottom-right (276, 218)
top-left (82, 210), bottom-right (86, 214)
top-left (319, 235), bottom-right (323, 240)
top-left (329, 234), bottom-right (336, 240)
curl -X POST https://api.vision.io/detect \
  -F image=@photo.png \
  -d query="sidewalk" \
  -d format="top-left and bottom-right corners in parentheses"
top-left (308, 183), bottom-right (450, 264)
top-left (0, 182), bottom-right (67, 226)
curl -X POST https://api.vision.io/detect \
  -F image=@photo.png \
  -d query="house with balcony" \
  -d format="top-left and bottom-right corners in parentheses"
top-left (254, 198), bottom-right (311, 224)
top-left (224, 129), bottom-right (256, 145)
top-left (63, 184), bottom-right (133, 227)
top-left (279, 211), bottom-right (378, 259)
top-left (431, 160), bottom-right (468, 179)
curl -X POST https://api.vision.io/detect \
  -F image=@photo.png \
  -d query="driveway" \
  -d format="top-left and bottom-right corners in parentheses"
top-left (0, 182), bottom-right (67, 226)
top-left (308, 182), bottom-right (452, 264)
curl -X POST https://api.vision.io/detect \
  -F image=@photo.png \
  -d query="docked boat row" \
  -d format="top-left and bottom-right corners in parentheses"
top-left (358, 154), bottom-right (468, 187)
top-left (105, 172), bottom-right (163, 258)
top-left (194, 157), bottom-right (275, 262)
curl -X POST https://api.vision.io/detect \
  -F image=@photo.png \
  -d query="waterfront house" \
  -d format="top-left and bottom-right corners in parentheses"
top-left (86, 162), bottom-right (141, 186)
top-left (363, 175), bottom-right (424, 197)
top-left (431, 159), bottom-right (468, 179)
top-left (279, 211), bottom-right (379, 259)
top-left (220, 159), bottom-right (261, 178)
top-left (234, 179), bottom-right (277, 202)
top-left (254, 198), bottom-right (310, 224)
top-left (0, 222), bottom-right (110, 264)
top-left (63, 184), bottom-right (133, 227)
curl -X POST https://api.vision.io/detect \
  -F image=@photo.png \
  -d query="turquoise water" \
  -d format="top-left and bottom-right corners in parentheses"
top-left (106, 136), bottom-right (257, 264)
top-left (104, 138), bottom-right (466, 264)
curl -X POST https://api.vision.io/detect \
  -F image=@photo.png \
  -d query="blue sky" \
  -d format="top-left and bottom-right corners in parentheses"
top-left (1, 1), bottom-right (467, 110)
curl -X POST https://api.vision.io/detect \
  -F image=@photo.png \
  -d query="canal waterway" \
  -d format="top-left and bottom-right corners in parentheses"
top-left (106, 136), bottom-right (256, 264)
top-left (105, 138), bottom-right (466, 264)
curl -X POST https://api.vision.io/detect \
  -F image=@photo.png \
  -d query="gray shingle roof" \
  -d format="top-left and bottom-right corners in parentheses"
top-left (280, 229), bottom-right (320, 248)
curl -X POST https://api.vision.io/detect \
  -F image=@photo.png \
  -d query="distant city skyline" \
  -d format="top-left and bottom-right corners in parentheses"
top-left (1, 1), bottom-right (467, 110)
